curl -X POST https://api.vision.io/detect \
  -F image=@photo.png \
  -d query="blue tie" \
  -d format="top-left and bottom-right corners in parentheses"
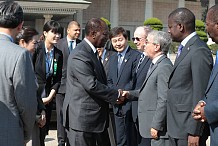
top-left (46, 51), bottom-right (52, 78)
top-left (215, 50), bottom-right (218, 65)
top-left (69, 40), bottom-right (74, 52)
top-left (176, 44), bottom-right (183, 58)
top-left (118, 53), bottom-right (122, 74)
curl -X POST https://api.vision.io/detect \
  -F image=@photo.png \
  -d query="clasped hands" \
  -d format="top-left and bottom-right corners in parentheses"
top-left (192, 101), bottom-right (207, 122)
top-left (116, 89), bottom-right (130, 104)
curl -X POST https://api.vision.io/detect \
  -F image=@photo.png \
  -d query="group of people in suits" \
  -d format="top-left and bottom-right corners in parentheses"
top-left (2, 1), bottom-right (218, 146)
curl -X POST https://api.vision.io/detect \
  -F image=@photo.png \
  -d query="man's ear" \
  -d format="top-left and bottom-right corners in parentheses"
top-left (91, 31), bottom-right (97, 39)
top-left (17, 21), bottom-right (24, 32)
top-left (154, 44), bottom-right (160, 52)
top-left (178, 23), bottom-right (184, 32)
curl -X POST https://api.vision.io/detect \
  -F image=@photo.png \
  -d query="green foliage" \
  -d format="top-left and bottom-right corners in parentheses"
top-left (143, 17), bottom-right (163, 31)
top-left (128, 41), bottom-right (137, 49)
top-left (209, 43), bottom-right (218, 55)
top-left (196, 20), bottom-right (205, 31)
top-left (100, 17), bottom-right (111, 30)
top-left (195, 19), bottom-right (208, 42)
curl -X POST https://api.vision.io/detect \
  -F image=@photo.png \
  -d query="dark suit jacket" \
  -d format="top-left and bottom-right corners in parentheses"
top-left (102, 50), bottom-right (116, 76)
top-left (62, 39), bottom-right (119, 133)
top-left (56, 37), bottom-right (81, 94)
top-left (33, 42), bottom-right (63, 96)
top-left (129, 55), bottom-right (172, 138)
top-left (167, 35), bottom-right (213, 139)
top-left (107, 46), bottom-right (140, 115)
top-left (204, 63), bottom-right (218, 146)
top-left (132, 55), bottom-right (151, 122)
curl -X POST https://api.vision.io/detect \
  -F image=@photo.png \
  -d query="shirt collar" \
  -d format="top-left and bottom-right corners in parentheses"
top-left (45, 44), bottom-right (54, 53)
top-left (0, 32), bottom-right (14, 42)
top-left (152, 54), bottom-right (163, 64)
top-left (181, 32), bottom-right (197, 47)
top-left (118, 45), bottom-right (129, 57)
top-left (84, 38), bottom-right (97, 53)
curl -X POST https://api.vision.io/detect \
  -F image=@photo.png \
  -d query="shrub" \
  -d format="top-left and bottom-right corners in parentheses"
top-left (195, 19), bottom-right (208, 42)
top-left (101, 17), bottom-right (111, 30)
top-left (128, 41), bottom-right (137, 49)
top-left (143, 17), bottom-right (163, 31)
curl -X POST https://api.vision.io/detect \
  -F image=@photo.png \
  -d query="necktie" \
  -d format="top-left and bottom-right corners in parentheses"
top-left (136, 54), bottom-right (145, 73)
top-left (46, 52), bottom-right (52, 78)
top-left (118, 53), bottom-right (122, 74)
top-left (176, 44), bottom-right (183, 58)
top-left (148, 62), bottom-right (154, 73)
top-left (215, 50), bottom-right (218, 65)
top-left (69, 40), bottom-right (74, 52)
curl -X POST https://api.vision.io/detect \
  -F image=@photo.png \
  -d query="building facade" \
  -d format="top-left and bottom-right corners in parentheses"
top-left (4, 0), bottom-right (217, 39)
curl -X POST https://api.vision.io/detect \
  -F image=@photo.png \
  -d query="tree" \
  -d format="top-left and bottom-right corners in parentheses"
top-left (143, 17), bottom-right (163, 31)
top-left (195, 19), bottom-right (208, 42)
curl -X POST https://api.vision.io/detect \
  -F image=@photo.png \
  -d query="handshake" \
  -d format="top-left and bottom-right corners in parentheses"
top-left (116, 89), bottom-right (130, 104)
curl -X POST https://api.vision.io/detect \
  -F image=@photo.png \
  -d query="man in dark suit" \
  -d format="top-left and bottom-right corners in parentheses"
top-left (0, 1), bottom-right (37, 145)
top-left (122, 30), bottom-right (173, 146)
top-left (62, 18), bottom-right (124, 146)
top-left (167, 8), bottom-right (213, 146)
top-left (193, 5), bottom-right (218, 146)
top-left (56, 21), bottom-right (81, 146)
top-left (131, 26), bottom-right (152, 146)
top-left (107, 27), bottom-right (140, 146)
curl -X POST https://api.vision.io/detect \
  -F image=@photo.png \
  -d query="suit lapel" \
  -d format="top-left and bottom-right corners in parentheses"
top-left (136, 57), bottom-right (149, 77)
top-left (83, 41), bottom-right (107, 83)
top-left (169, 35), bottom-right (197, 81)
top-left (117, 47), bottom-right (130, 81)
top-left (140, 55), bottom-right (166, 92)
top-left (205, 64), bottom-right (218, 93)
top-left (103, 51), bottom-right (110, 67)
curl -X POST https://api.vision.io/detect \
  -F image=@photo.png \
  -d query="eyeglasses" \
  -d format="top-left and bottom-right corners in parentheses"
top-left (132, 37), bottom-right (143, 42)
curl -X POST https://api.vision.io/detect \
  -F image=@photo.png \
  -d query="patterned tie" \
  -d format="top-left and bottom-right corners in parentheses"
top-left (117, 53), bottom-right (122, 74)
top-left (176, 44), bottom-right (183, 58)
top-left (136, 54), bottom-right (145, 73)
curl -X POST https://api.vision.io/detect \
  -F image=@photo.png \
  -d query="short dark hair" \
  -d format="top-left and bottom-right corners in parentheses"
top-left (43, 20), bottom-right (62, 34)
top-left (208, 5), bottom-right (218, 23)
top-left (67, 21), bottom-right (80, 29)
top-left (109, 27), bottom-right (128, 40)
top-left (85, 18), bottom-right (105, 36)
top-left (168, 7), bottom-right (195, 32)
top-left (16, 26), bottom-right (38, 44)
top-left (0, 1), bottom-right (23, 28)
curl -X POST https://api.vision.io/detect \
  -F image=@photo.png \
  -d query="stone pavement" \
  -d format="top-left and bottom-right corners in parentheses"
top-left (45, 129), bottom-right (57, 146)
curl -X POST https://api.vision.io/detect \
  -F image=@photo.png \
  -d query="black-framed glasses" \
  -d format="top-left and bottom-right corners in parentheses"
top-left (132, 37), bottom-right (143, 42)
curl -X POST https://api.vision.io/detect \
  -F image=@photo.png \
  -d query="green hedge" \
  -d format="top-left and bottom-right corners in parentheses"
top-left (143, 17), bottom-right (163, 31)
top-left (101, 17), bottom-right (111, 30)
top-left (195, 20), bottom-right (208, 42)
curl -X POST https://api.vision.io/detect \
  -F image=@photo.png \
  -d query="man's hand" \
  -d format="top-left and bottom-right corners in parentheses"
top-left (192, 101), bottom-right (206, 122)
top-left (38, 110), bottom-right (46, 128)
top-left (188, 135), bottom-right (199, 146)
top-left (122, 91), bottom-right (130, 99)
top-left (150, 128), bottom-right (158, 139)
top-left (116, 89), bottom-right (125, 104)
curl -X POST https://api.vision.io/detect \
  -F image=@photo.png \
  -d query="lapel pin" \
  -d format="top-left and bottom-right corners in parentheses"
top-left (105, 58), bottom-right (108, 61)
top-left (124, 59), bottom-right (127, 62)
